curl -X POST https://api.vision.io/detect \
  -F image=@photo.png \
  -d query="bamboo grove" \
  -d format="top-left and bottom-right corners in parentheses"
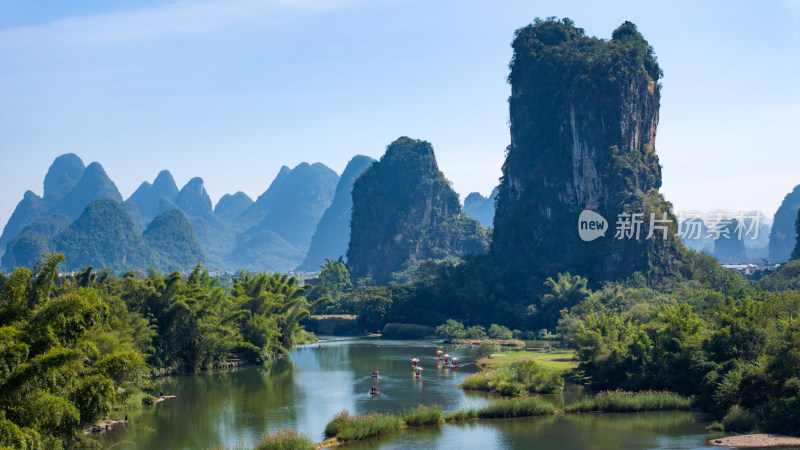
top-left (0, 253), bottom-right (321, 449)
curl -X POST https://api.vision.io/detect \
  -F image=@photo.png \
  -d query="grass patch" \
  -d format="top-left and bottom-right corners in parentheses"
top-left (478, 349), bottom-right (577, 372)
top-left (402, 405), bottom-right (444, 426)
top-left (443, 409), bottom-right (477, 421)
top-left (473, 397), bottom-right (557, 418)
top-left (324, 410), bottom-right (404, 442)
top-left (565, 390), bottom-right (691, 413)
top-left (461, 360), bottom-right (564, 395)
top-left (445, 398), bottom-right (556, 421)
top-left (253, 429), bottom-right (315, 450)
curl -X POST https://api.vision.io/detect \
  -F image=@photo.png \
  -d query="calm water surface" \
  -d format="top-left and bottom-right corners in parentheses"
top-left (95, 339), bottom-right (722, 449)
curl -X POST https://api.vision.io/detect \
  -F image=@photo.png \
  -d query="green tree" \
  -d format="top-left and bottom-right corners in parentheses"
top-left (466, 325), bottom-right (487, 340)
top-left (307, 258), bottom-right (351, 313)
top-left (435, 319), bottom-right (466, 342)
top-left (539, 273), bottom-right (590, 326)
top-left (488, 324), bottom-right (513, 340)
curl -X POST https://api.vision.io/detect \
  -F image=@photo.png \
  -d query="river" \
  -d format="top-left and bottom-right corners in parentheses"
top-left (94, 338), bottom-right (723, 449)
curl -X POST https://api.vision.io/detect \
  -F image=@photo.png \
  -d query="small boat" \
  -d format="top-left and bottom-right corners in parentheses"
top-left (371, 370), bottom-right (379, 377)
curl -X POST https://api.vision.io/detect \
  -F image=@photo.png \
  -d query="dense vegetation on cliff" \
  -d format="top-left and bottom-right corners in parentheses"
top-left (2, 200), bottom-right (205, 273)
top-left (143, 209), bottom-right (205, 272)
top-left (794, 209), bottom-right (800, 260)
top-left (347, 137), bottom-right (490, 284)
top-left (0, 254), bottom-right (318, 448)
top-left (53, 199), bottom-right (154, 271)
top-left (493, 17), bottom-right (681, 287)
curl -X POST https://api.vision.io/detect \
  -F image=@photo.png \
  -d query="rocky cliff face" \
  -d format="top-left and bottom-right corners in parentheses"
top-left (297, 155), bottom-right (375, 271)
top-left (492, 19), bottom-right (681, 282)
top-left (347, 137), bottom-right (490, 284)
top-left (769, 184), bottom-right (800, 263)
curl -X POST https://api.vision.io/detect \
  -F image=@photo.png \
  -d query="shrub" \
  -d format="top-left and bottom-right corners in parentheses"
top-left (332, 412), bottom-right (403, 442)
top-left (722, 406), bottom-right (759, 433)
top-left (436, 319), bottom-right (466, 342)
top-left (402, 405), bottom-right (443, 426)
top-left (254, 429), bottom-right (315, 450)
top-left (466, 326), bottom-right (487, 340)
top-left (495, 381), bottom-right (524, 397)
top-left (476, 341), bottom-right (500, 358)
top-left (324, 410), bottom-right (351, 438)
top-left (488, 324), bottom-right (513, 340)
top-left (461, 359), bottom-right (563, 395)
top-left (460, 373), bottom-right (491, 391)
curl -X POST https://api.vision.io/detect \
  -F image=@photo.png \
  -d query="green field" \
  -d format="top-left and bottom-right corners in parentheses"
top-left (479, 349), bottom-right (577, 372)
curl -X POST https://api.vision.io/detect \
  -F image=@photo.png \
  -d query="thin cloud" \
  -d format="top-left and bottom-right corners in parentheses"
top-left (0, 0), bottom-right (359, 49)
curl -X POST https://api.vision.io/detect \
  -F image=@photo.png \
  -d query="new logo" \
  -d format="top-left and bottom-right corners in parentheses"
top-left (578, 210), bottom-right (607, 241)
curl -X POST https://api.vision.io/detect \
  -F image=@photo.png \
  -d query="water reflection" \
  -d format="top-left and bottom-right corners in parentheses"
top-left (94, 339), bottom-right (718, 449)
top-left (345, 412), bottom-right (721, 450)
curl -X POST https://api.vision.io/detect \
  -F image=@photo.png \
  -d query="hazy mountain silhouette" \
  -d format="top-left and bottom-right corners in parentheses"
top-left (297, 155), bottom-right (374, 271)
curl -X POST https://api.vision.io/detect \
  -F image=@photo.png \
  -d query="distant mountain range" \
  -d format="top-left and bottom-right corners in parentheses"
top-left (0, 154), bottom-right (344, 273)
top-left (297, 155), bottom-right (375, 272)
top-left (4, 152), bottom-right (792, 274)
top-left (769, 185), bottom-right (800, 263)
top-left (462, 187), bottom-right (498, 228)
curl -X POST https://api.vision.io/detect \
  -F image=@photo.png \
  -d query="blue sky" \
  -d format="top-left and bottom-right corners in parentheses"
top-left (1, 0), bottom-right (798, 231)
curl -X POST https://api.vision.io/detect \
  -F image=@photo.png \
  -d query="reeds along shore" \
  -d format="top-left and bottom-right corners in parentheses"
top-left (564, 390), bottom-right (691, 413)
top-left (317, 391), bottom-right (694, 446)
